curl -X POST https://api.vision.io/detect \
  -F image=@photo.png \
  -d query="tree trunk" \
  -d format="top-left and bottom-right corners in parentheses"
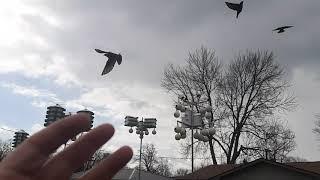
top-left (208, 139), bottom-right (217, 164)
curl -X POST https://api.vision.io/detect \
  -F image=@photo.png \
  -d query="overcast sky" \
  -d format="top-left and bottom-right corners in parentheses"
top-left (0, 0), bottom-right (319, 170)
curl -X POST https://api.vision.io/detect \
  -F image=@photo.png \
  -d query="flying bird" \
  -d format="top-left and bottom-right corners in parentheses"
top-left (225, 1), bottom-right (243, 18)
top-left (94, 49), bottom-right (122, 75)
top-left (273, 26), bottom-right (294, 33)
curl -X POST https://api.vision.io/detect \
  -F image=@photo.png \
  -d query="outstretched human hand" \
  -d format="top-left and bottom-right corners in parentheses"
top-left (0, 114), bottom-right (133, 180)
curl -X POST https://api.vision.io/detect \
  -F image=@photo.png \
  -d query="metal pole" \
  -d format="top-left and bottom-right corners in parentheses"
top-left (191, 127), bottom-right (194, 173)
top-left (191, 110), bottom-right (194, 173)
top-left (139, 125), bottom-right (143, 180)
top-left (139, 135), bottom-right (142, 180)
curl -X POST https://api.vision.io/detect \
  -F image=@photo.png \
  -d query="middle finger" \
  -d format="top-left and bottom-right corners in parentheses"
top-left (36, 124), bottom-right (115, 179)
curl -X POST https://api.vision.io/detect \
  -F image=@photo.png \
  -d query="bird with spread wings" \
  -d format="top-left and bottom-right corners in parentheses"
top-left (95, 49), bottom-right (122, 76)
top-left (225, 1), bottom-right (243, 18)
top-left (273, 26), bottom-right (294, 33)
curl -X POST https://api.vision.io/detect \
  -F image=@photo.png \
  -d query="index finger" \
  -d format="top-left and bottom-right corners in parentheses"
top-left (2, 114), bottom-right (91, 176)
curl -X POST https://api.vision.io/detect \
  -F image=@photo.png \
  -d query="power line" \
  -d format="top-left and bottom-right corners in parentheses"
top-left (133, 154), bottom-right (209, 160)
top-left (158, 156), bottom-right (209, 160)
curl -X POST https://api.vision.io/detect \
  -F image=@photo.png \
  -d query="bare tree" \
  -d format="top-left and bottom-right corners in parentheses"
top-left (162, 48), bottom-right (296, 164)
top-left (215, 50), bottom-right (296, 164)
top-left (76, 149), bottom-right (110, 172)
top-left (313, 114), bottom-right (320, 141)
top-left (162, 46), bottom-right (221, 164)
top-left (0, 139), bottom-right (12, 162)
top-left (135, 143), bottom-right (159, 172)
top-left (134, 143), bottom-right (172, 176)
top-left (175, 168), bottom-right (189, 176)
top-left (156, 158), bottom-right (172, 177)
top-left (240, 119), bottom-right (296, 162)
top-left (91, 149), bottom-right (110, 166)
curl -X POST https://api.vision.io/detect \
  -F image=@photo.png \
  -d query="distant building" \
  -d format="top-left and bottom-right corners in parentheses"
top-left (71, 168), bottom-right (172, 180)
top-left (175, 158), bottom-right (320, 180)
top-left (12, 130), bottom-right (29, 148)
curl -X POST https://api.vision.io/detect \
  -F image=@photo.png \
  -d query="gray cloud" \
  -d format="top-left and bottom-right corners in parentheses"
top-left (18, 0), bottom-right (319, 86)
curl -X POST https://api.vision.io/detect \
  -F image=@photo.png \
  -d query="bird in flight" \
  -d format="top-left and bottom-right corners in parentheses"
top-left (273, 26), bottom-right (294, 33)
top-left (94, 49), bottom-right (122, 76)
top-left (225, 1), bottom-right (243, 18)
